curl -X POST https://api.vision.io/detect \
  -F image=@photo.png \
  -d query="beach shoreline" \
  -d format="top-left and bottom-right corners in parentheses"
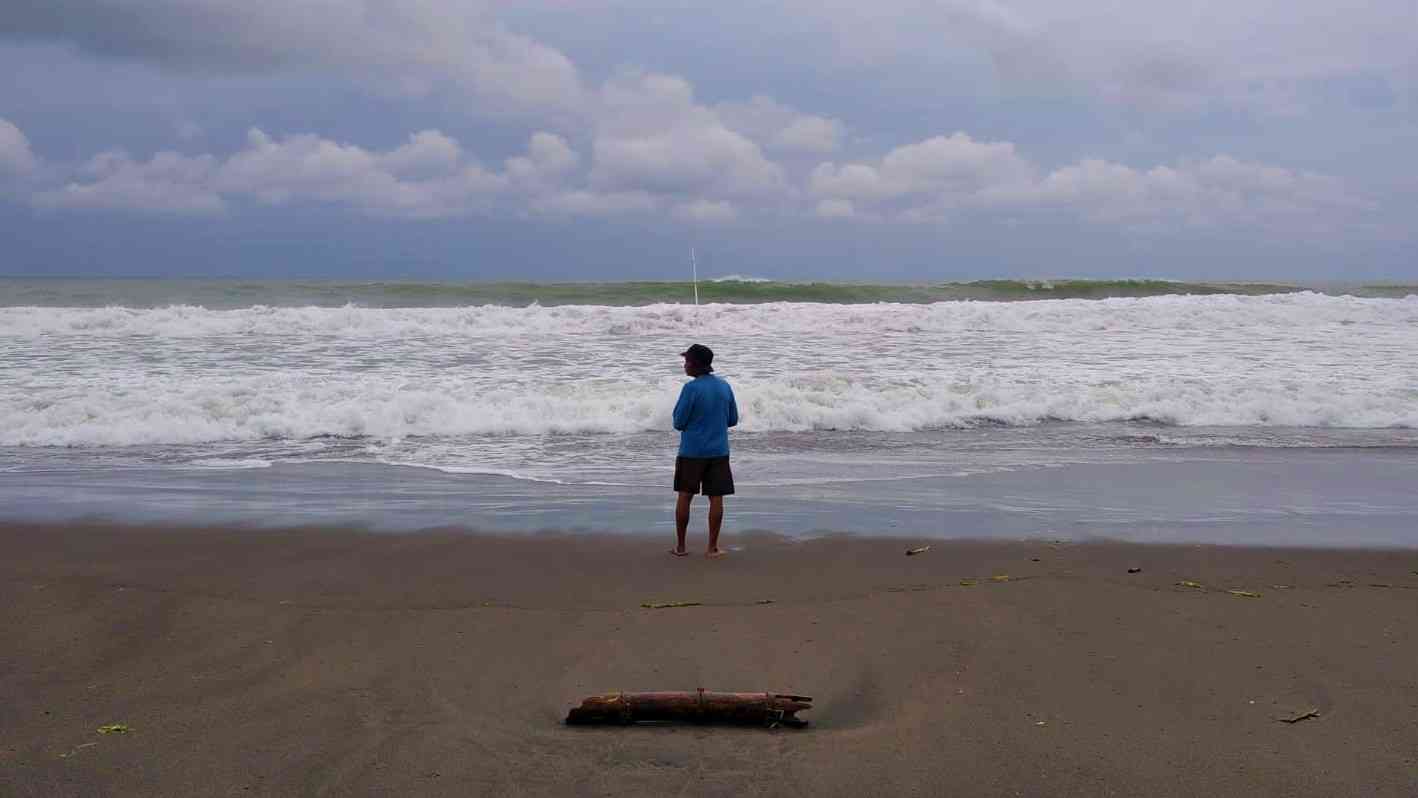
top-left (4, 521), bottom-right (1417, 796)
top-left (7, 445), bottom-right (1418, 548)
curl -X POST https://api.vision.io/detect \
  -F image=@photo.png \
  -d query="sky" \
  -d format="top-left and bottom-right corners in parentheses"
top-left (1, 1), bottom-right (1415, 281)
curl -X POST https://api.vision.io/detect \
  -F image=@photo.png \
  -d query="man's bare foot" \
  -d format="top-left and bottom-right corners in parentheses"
top-left (706, 548), bottom-right (726, 559)
top-left (669, 548), bottom-right (689, 557)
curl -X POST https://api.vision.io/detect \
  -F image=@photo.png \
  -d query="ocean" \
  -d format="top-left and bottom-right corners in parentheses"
top-left (3, 277), bottom-right (1417, 546)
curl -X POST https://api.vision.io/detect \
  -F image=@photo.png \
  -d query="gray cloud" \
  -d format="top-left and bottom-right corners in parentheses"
top-left (2, 1), bottom-right (587, 117)
top-left (1, 0), bottom-right (298, 70)
top-left (6, 0), bottom-right (1412, 125)
top-left (557, 0), bottom-right (1412, 118)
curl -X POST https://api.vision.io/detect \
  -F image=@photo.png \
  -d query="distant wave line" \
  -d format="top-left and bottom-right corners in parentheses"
top-left (5, 277), bottom-right (1414, 309)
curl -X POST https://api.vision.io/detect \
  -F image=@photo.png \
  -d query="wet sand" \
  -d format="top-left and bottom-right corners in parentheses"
top-left (3, 522), bottom-right (1417, 796)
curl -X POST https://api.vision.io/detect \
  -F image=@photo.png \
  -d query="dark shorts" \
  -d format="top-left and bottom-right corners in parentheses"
top-left (674, 456), bottom-right (735, 496)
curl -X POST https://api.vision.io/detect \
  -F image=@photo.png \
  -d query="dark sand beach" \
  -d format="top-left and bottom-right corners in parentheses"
top-left (3, 522), bottom-right (1417, 797)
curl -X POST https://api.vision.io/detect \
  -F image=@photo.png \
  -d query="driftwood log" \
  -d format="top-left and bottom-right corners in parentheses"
top-left (565, 690), bottom-right (813, 728)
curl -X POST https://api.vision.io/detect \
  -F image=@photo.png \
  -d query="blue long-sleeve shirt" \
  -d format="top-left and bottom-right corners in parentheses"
top-left (672, 374), bottom-right (739, 457)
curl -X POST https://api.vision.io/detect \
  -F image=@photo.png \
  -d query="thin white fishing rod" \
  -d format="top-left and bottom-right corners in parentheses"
top-left (691, 247), bottom-right (699, 306)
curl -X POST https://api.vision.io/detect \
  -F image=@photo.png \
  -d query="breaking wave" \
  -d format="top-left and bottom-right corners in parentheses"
top-left (3, 292), bottom-right (1416, 447)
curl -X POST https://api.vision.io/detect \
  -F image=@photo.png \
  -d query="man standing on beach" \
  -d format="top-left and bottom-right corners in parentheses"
top-left (671, 343), bottom-right (738, 558)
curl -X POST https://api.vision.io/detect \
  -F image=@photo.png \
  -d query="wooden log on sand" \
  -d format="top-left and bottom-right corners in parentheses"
top-left (565, 690), bottom-right (813, 728)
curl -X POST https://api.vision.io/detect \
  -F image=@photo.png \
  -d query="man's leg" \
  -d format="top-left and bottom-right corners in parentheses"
top-left (674, 491), bottom-right (694, 555)
top-left (706, 495), bottom-right (724, 557)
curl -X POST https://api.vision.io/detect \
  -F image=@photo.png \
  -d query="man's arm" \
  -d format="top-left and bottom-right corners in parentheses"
top-left (672, 384), bottom-right (695, 431)
top-left (726, 385), bottom-right (739, 428)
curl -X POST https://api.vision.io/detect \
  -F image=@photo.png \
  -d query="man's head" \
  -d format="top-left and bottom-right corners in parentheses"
top-left (681, 343), bottom-right (714, 376)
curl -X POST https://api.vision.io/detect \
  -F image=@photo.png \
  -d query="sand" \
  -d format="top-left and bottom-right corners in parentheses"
top-left (3, 522), bottom-right (1417, 797)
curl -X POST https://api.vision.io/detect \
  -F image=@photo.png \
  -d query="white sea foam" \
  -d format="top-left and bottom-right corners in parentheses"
top-left (710, 274), bottom-right (774, 283)
top-left (3, 294), bottom-right (1416, 446)
top-left (187, 458), bottom-right (273, 469)
top-left (4, 291), bottom-right (1411, 339)
top-left (378, 460), bottom-right (572, 484)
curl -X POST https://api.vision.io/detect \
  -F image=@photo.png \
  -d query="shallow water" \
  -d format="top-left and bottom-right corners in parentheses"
top-left (6, 445), bottom-right (1418, 548)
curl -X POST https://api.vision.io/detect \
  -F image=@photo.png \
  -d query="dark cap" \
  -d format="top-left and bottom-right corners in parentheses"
top-left (681, 343), bottom-right (714, 371)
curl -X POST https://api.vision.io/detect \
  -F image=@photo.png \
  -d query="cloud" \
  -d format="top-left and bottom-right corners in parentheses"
top-left (506, 132), bottom-right (579, 187)
top-left (215, 129), bottom-right (506, 216)
top-left (723, 0), bottom-right (1418, 117)
top-left (1024, 156), bottom-right (1366, 226)
top-left (378, 131), bottom-right (464, 179)
top-left (26, 123), bottom-right (661, 220)
top-left (1102, 48), bottom-right (1218, 115)
top-left (506, 133), bottom-right (662, 218)
top-left (5, 0), bottom-right (1414, 128)
top-left (808, 132), bottom-right (1365, 229)
top-left (36, 128), bottom-right (521, 218)
top-left (810, 133), bottom-right (1035, 206)
top-left (0, 1), bottom-right (587, 118)
top-left (0, 1), bottom-right (1408, 278)
top-left (19, 115), bottom-right (1368, 235)
top-left (715, 96), bottom-right (845, 153)
top-left (589, 72), bottom-right (787, 200)
top-left (0, 118), bottom-right (39, 175)
top-left (673, 199), bottom-right (738, 222)
top-left (35, 150), bottom-right (225, 214)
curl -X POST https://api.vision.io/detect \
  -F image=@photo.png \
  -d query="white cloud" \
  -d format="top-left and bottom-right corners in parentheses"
top-left (21, 115), bottom-right (1366, 234)
top-left (506, 132), bottom-right (580, 187)
top-left (0, 119), bottom-right (40, 175)
top-left (378, 131), bottom-right (463, 179)
top-left (35, 128), bottom-right (520, 219)
top-left (212, 129), bottom-right (501, 216)
top-left (810, 133), bottom-right (1035, 206)
top-left (776, 116), bottom-right (845, 154)
top-left (673, 199), bottom-right (739, 222)
top-left (36, 150), bottom-right (224, 214)
top-left (808, 132), bottom-right (1363, 228)
top-left (1023, 155), bottom-right (1363, 225)
top-left (31, 127), bottom-right (772, 221)
top-left (715, 96), bottom-right (845, 153)
top-left (590, 72), bottom-right (788, 200)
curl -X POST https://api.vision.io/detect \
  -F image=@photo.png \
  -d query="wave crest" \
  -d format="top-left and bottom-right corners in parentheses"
top-left (4, 372), bottom-right (1414, 447)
